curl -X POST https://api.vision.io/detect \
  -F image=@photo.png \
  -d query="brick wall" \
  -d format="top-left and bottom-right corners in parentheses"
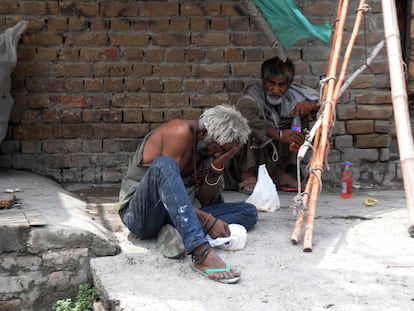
top-left (0, 0), bottom-right (402, 186)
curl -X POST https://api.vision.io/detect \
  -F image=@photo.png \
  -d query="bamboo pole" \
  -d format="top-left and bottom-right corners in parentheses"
top-left (302, 0), bottom-right (350, 251)
top-left (291, 0), bottom-right (344, 246)
top-left (381, 0), bottom-right (414, 236)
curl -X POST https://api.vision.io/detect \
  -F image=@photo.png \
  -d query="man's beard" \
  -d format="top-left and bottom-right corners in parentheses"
top-left (266, 93), bottom-right (284, 106)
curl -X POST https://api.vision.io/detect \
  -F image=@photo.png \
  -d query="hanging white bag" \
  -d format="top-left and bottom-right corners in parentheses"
top-left (246, 164), bottom-right (280, 212)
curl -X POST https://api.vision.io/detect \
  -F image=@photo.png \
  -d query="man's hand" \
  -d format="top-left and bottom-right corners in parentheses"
top-left (289, 100), bottom-right (319, 117)
top-left (281, 129), bottom-right (304, 147)
top-left (212, 143), bottom-right (242, 169)
top-left (207, 218), bottom-right (231, 239)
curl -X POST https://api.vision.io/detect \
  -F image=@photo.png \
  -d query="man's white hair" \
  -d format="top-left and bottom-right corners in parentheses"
top-left (199, 104), bottom-right (251, 145)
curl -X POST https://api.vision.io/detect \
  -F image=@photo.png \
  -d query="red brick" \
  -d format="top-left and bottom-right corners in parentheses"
top-left (47, 79), bottom-right (64, 93)
top-left (112, 93), bottom-right (150, 108)
top-left (211, 18), bottom-right (229, 31)
top-left (141, 2), bottom-right (179, 16)
top-left (125, 78), bottom-right (144, 91)
top-left (145, 49), bottom-right (164, 62)
top-left (171, 18), bottom-right (189, 32)
top-left (123, 110), bottom-right (143, 123)
top-left (356, 105), bottom-right (393, 120)
top-left (102, 110), bottom-right (122, 123)
top-left (230, 17), bottom-right (250, 31)
top-left (164, 80), bottom-right (182, 93)
top-left (94, 63), bottom-right (133, 77)
top-left (102, 48), bottom-right (120, 61)
top-left (355, 134), bottom-right (391, 148)
top-left (0, 1), bottom-right (17, 14)
top-left (152, 33), bottom-right (189, 46)
top-left (110, 33), bottom-right (149, 46)
top-left (47, 17), bottom-right (68, 31)
top-left (205, 80), bottom-right (224, 93)
top-left (82, 109), bottom-right (102, 123)
top-left (166, 48), bottom-right (185, 62)
top-left (144, 79), bottom-right (163, 92)
top-left (21, 111), bottom-right (40, 124)
top-left (187, 49), bottom-right (205, 62)
top-left (232, 63), bottom-right (261, 77)
top-left (100, 2), bottom-right (139, 17)
top-left (184, 79), bottom-right (203, 92)
top-left (14, 125), bottom-right (53, 140)
top-left (103, 78), bottom-right (124, 92)
top-left (14, 95), bottom-right (52, 109)
top-left (79, 48), bottom-right (100, 62)
top-left (62, 110), bottom-right (82, 123)
top-left (42, 110), bottom-right (61, 124)
top-left (191, 94), bottom-right (229, 107)
top-left (24, 32), bottom-right (63, 45)
top-left (51, 95), bottom-right (89, 108)
top-left (65, 32), bottom-right (107, 46)
top-left (142, 109), bottom-right (163, 122)
top-left (26, 79), bottom-right (47, 93)
top-left (84, 79), bottom-right (103, 92)
top-left (19, 1), bottom-right (47, 15)
top-left (153, 64), bottom-right (191, 77)
top-left (346, 120), bottom-right (374, 134)
top-left (37, 47), bottom-right (58, 61)
top-left (193, 64), bottom-right (229, 77)
top-left (13, 63), bottom-right (49, 77)
top-left (150, 94), bottom-right (189, 108)
top-left (53, 124), bottom-right (93, 139)
top-left (190, 18), bottom-right (209, 31)
top-left (52, 64), bottom-right (91, 77)
top-left (64, 80), bottom-right (84, 92)
top-left (192, 33), bottom-right (229, 46)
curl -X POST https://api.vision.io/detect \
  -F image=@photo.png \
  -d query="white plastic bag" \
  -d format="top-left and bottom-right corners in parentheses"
top-left (246, 164), bottom-right (280, 212)
top-left (207, 224), bottom-right (247, 251)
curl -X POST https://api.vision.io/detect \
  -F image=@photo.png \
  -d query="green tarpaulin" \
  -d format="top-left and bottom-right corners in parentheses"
top-left (254, 0), bottom-right (332, 49)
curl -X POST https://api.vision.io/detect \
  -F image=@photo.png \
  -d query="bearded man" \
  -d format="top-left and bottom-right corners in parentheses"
top-left (225, 56), bottom-right (320, 194)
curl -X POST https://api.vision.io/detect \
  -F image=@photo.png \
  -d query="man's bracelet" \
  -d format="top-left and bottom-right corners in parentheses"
top-left (204, 174), bottom-right (222, 186)
top-left (209, 162), bottom-right (224, 176)
top-left (279, 130), bottom-right (283, 142)
top-left (205, 217), bottom-right (218, 236)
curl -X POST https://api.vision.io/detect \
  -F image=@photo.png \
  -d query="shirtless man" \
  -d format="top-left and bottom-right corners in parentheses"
top-left (119, 104), bottom-right (258, 284)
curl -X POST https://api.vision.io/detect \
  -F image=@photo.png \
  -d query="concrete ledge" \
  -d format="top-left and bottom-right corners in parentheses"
top-left (0, 169), bottom-right (120, 311)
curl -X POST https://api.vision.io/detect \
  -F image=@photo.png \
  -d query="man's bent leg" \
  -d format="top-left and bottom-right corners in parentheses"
top-left (121, 156), bottom-right (207, 253)
top-left (202, 202), bottom-right (258, 231)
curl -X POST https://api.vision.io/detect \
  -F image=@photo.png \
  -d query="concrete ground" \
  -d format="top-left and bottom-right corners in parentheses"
top-left (1, 169), bottom-right (414, 311)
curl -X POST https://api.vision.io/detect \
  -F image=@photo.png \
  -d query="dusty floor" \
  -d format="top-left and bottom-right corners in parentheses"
top-left (85, 185), bottom-right (414, 311)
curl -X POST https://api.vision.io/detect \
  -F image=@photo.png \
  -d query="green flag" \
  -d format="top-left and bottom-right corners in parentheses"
top-left (254, 0), bottom-right (332, 49)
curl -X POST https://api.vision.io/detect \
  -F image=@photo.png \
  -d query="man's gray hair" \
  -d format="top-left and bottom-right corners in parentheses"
top-left (199, 104), bottom-right (251, 145)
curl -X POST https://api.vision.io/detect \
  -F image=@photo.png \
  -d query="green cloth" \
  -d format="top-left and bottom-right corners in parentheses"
top-left (254, 0), bottom-right (332, 49)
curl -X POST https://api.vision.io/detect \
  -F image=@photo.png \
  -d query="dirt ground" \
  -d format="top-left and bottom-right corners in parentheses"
top-left (90, 187), bottom-right (414, 311)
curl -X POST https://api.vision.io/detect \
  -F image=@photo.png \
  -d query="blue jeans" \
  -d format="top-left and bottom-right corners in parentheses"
top-left (120, 156), bottom-right (258, 254)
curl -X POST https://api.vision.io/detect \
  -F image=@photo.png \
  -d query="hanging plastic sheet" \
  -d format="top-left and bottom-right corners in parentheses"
top-left (254, 0), bottom-right (331, 49)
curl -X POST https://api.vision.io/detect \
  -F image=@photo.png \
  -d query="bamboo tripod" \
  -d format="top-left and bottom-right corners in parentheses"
top-left (291, 0), bottom-right (370, 251)
top-left (291, 0), bottom-right (414, 251)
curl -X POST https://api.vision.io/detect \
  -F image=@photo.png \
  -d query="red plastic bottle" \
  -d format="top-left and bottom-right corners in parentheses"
top-left (340, 161), bottom-right (352, 199)
top-left (289, 115), bottom-right (302, 152)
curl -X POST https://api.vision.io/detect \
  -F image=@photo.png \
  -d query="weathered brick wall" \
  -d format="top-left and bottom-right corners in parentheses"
top-left (0, 0), bottom-right (402, 186)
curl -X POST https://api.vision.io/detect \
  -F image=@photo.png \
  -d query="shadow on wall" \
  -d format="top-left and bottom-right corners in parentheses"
top-left (0, 20), bottom-right (28, 144)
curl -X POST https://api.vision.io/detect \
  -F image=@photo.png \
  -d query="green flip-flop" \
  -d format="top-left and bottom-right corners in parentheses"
top-left (191, 263), bottom-right (241, 284)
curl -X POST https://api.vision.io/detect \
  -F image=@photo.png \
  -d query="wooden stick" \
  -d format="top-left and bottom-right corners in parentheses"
top-left (303, 0), bottom-right (350, 252)
top-left (381, 0), bottom-right (414, 236)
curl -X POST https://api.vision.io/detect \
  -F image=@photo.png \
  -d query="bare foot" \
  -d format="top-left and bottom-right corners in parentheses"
top-left (275, 169), bottom-right (299, 189)
top-left (192, 243), bottom-right (240, 283)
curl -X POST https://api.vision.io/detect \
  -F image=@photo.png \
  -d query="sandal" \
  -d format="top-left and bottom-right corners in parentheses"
top-left (191, 243), bottom-right (240, 284)
top-left (238, 176), bottom-right (257, 195)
